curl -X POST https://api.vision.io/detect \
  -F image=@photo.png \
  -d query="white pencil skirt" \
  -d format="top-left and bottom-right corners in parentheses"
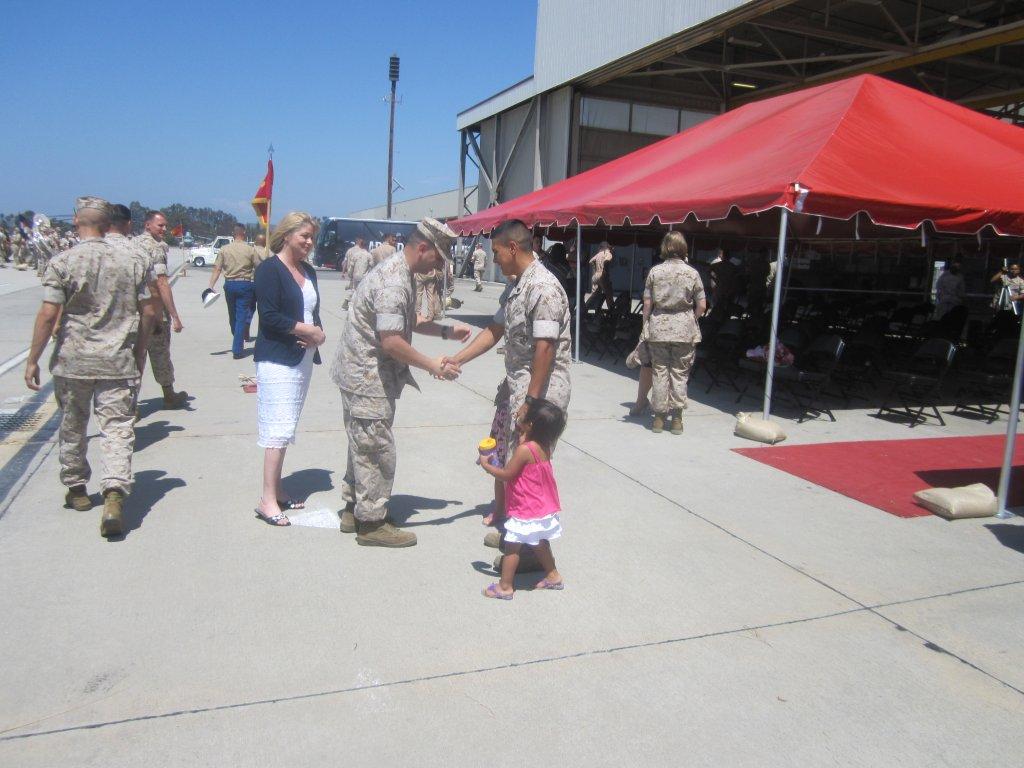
top-left (256, 348), bottom-right (315, 449)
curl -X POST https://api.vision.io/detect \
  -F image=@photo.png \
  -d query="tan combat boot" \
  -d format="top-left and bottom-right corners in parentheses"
top-left (670, 411), bottom-right (684, 435)
top-left (356, 520), bottom-right (417, 548)
top-left (651, 414), bottom-right (665, 433)
top-left (338, 502), bottom-right (356, 534)
top-left (162, 387), bottom-right (188, 408)
top-left (65, 485), bottom-right (92, 512)
top-left (100, 489), bottom-right (125, 538)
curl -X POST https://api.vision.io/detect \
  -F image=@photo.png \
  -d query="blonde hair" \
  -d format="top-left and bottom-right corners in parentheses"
top-left (269, 211), bottom-right (319, 255)
top-left (660, 231), bottom-right (688, 260)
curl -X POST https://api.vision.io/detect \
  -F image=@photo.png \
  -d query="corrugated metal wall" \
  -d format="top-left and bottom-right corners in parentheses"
top-left (533, 0), bottom-right (749, 92)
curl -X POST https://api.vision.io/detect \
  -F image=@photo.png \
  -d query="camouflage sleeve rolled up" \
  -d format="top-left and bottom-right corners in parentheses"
top-left (41, 258), bottom-right (68, 305)
top-left (692, 271), bottom-right (706, 305)
top-left (373, 285), bottom-right (410, 332)
top-left (134, 235), bottom-right (168, 277)
top-left (524, 281), bottom-right (567, 339)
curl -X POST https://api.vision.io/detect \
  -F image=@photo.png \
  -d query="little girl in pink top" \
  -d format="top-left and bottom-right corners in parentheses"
top-left (478, 399), bottom-right (565, 600)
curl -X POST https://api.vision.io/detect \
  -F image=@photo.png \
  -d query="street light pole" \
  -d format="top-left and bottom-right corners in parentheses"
top-left (386, 55), bottom-right (400, 220)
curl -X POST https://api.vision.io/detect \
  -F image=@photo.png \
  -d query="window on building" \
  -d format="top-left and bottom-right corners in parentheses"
top-left (630, 104), bottom-right (679, 136)
top-left (680, 109), bottom-right (713, 131)
top-left (581, 97), bottom-right (630, 131)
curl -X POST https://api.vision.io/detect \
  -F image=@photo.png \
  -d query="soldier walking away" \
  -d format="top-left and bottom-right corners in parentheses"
top-left (342, 237), bottom-right (372, 310)
top-left (370, 232), bottom-right (397, 266)
top-left (134, 211), bottom-right (188, 407)
top-left (472, 243), bottom-right (486, 290)
top-left (11, 222), bottom-right (30, 270)
top-left (331, 218), bottom-right (471, 548)
top-left (207, 223), bottom-right (259, 358)
top-left (24, 197), bottom-right (156, 538)
top-left (107, 204), bottom-right (159, 424)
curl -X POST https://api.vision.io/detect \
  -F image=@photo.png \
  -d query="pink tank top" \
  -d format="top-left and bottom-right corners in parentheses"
top-left (505, 442), bottom-right (561, 521)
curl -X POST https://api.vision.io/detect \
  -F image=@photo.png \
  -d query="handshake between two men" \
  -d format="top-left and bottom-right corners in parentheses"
top-left (424, 320), bottom-right (472, 381)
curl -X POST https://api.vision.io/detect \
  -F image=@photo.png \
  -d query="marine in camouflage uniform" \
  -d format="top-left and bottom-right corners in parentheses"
top-left (342, 242), bottom-right (373, 310)
top-left (414, 267), bottom-right (444, 321)
top-left (134, 224), bottom-right (187, 406)
top-left (494, 258), bottom-right (573, 459)
top-left (11, 228), bottom-right (29, 270)
top-left (106, 205), bottom-right (158, 379)
top-left (331, 218), bottom-right (467, 547)
top-left (472, 245), bottom-right (486, 290)
top-left (443, 221), bottom-right (572, 542)
top-left (370, 235), bottom-right (397, 266)
top-left (25, 197), bottom-right (153, 537)
top-left (643, 233), bottom-right (706, 434)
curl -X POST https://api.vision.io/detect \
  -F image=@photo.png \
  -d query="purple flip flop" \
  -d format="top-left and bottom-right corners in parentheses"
top-left (535, 579), bottom-right (564, 590)
top-left (482, 583), bottom-right (513, 600)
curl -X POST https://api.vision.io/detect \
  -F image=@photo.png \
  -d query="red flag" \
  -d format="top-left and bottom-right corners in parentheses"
top-left (171, 224), bottom-right (184, 238)
top-left (252, 158), bottom-right (274, 228)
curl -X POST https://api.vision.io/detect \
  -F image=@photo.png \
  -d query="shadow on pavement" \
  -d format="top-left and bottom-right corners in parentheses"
top-left (282, 468), bottom-right (334, 501)
top-left (107, 469), bottom-right (186, 541)
top-left (137, 396), bottom-right (195, 419)
top-left (134, 420), bottom-right (185, 452)
top-left (388, 494), bottom-right (467, 526)
top-left (984, 523), bottom-right (1024, 555)
top-left (471, 559), bottom-right (499, 576)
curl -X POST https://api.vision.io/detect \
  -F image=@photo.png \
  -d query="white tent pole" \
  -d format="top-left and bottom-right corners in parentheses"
top-left (630, 233), bottom-right (638, 308)
top-left (575, 222), bottom-right (582, 362)
top-left (762, 208), bottom-right (789, 420)
top-left (996, 314), bottom-right (1024, 518)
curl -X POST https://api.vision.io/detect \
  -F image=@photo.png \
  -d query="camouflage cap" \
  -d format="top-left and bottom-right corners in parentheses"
top-left (416, 217), bottom-right (456, 258)
top-left (74, 196), bottom-right (111, 215)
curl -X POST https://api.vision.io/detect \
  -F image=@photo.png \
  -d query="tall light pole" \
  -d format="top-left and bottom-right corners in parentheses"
top-left (386, 54), bottom-right (399, 220)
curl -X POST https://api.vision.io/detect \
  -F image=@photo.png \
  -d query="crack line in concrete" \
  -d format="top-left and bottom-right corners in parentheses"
top-left (0, 605), bottom-right (867, 742)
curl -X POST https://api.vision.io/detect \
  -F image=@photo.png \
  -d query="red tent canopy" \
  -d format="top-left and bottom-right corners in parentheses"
top-left (450, 75), bottom-right (1024, 238)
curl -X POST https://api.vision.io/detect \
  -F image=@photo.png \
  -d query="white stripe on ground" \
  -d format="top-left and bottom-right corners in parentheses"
top-left (0, 348), bottom-right (30, 379)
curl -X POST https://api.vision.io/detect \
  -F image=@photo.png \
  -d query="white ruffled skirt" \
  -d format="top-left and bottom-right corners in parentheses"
top-left (256, 348), bottom-right (314, 449)
top-left (504, 513), bottom-right (562, 545)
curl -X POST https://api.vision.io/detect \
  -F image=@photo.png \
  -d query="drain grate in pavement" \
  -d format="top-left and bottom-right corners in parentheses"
top-left (0, 411), bottom-right (44, 432)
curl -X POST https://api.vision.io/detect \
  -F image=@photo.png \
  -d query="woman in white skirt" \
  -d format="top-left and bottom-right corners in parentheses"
top-left (252, 212), bottom-right (325, 526)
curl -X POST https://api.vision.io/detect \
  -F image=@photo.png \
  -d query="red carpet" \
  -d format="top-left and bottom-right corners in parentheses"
top-left (734, 434), bottom-right (1024, 518)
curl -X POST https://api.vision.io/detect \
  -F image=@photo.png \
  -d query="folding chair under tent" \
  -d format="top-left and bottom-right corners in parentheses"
top-left (448, 73), bottom-right (1024, 517)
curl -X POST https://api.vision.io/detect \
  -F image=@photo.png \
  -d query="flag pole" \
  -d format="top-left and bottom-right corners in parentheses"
top-left (266, 144), bottom-right (274, 250)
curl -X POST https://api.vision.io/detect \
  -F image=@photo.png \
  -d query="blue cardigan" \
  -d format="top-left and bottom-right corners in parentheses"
top-left (253, 256), bottom-right (323, 366)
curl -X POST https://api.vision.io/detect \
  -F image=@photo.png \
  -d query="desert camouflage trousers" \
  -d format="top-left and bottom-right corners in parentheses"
top-left (54, 376), bottom-right (138, 493)
top-left (649, 341), bottom-right (696, 414)
top-left (340, 391), bottom-right (396, 522)
top-left (12, 245), bottom-right (30, 268)
top-left (147, 315), bottom-right (175, 387)
top-left (35, 251), bottom-right (51, 279)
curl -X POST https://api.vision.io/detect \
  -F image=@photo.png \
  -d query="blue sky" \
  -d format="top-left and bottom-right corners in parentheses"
top-left (0, 0), bottom-right (536, 221)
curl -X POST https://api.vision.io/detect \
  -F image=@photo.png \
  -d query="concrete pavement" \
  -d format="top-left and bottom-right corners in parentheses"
top-left (0, 257), bottom-right (1022, 766)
